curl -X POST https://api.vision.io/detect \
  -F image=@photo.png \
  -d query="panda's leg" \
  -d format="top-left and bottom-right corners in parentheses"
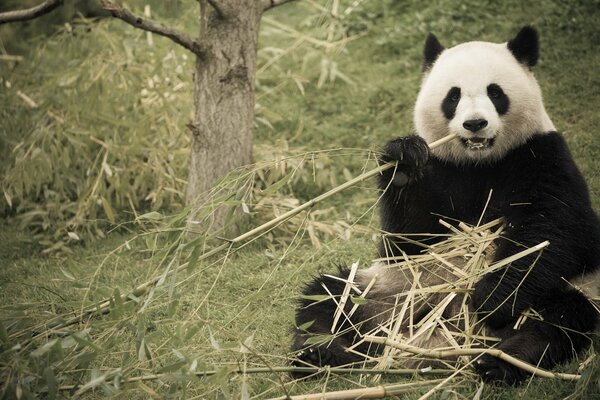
top-left (475, 287), bottom-right (597, 385)
top-left (291, 268), bottom-right (367, 377)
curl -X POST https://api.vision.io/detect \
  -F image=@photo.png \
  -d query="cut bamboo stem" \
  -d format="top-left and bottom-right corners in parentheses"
top-left (38, 134), bottom-right (458, 334)
top-left (267, 379), bottom-right (446, 400)
top-left (53, 366), bottom-right (452, 393)
top-left (364, 336), bottom-right (581, 381)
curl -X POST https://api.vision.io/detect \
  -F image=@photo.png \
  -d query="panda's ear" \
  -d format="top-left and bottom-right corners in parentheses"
top-left (508, 26), bottom-right (539, 68)
top-left (423, 33), bottom-right (444, 71)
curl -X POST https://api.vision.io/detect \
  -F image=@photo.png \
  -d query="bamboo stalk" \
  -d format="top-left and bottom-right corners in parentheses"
top-left (40, 134), bottom-right (458, 334)
top-left (364, 336), bottom-right (581, 381)
top-left (267, 379), bottom-right (446, 400)
top-left (54, 366), bottom-right (452, 392)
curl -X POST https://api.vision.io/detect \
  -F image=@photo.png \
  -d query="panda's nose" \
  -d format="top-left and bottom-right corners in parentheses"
top-left (463, 119), bottom-right (488, 132)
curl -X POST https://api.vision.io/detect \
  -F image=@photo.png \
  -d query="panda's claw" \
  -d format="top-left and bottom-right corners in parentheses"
top-left (290, 345), bottom-right (335, 378)
top-left (474, 354), bottom-right (526, 386)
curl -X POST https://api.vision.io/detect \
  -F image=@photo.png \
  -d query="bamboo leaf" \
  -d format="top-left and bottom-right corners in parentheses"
top-left (59, 267), bottom-right (75, 281)
top-left (67, 231), bottom-right (81, 241)
top-left (261, 176), bottom-right (290, 195)
top-left (240, 334), bottom-right (254, 354)
top-left (297, 320), bottom-right (315, 331)
top-left (350, 296), bottom-right (368, 305)
top-left (301, 294), bottom-right (330, 301)
top-left (208, 328), bottom-right (221, 352)
top-left (303, 334), bottom-right (333, 346)
top-left (0, 321), bottom-right (9, 343)
top-left (43, 367), bottom-right (58, 400)
top-left (30, 339), bottom-right (59, 357)
top-left (157, 360), bottom-right (186, 373)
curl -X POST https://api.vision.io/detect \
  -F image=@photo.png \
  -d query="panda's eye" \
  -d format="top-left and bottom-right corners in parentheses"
top-left (487, 84), bottom-right (504, 99)
top-left (448, 87), bottom-right (461, 102)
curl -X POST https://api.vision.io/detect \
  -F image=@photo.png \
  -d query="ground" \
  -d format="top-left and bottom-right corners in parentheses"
top-left (1, 0), bottom-right (599, 398)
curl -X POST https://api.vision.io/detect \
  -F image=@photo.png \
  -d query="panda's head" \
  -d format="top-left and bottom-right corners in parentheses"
top-left (414, 26), bottom-right (555, 164)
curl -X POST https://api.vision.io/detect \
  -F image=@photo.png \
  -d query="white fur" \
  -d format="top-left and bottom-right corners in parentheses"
top-left (414, 41), bottom-right (555, 164)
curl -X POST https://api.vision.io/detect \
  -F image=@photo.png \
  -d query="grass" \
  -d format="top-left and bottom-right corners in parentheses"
top-left (1, 0), bottom-right (600, 398)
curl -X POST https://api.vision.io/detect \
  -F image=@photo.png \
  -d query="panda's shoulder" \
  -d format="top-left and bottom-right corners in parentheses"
top-left (507, 131), bottom-right (572, 164)
top-left (523, 131), bottom-right (568, 154)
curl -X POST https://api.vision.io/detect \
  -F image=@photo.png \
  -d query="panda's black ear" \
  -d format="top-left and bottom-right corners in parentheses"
top-left (423, 33), bottom-right (444, 71)
top-left (508, 26), bottom-right (539, 68)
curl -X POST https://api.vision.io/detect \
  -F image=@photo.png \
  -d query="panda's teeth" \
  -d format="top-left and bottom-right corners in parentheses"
top-left (464, 138), bottom-right (492, 150)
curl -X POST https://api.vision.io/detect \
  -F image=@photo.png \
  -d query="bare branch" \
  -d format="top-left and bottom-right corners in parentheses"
top-left (206, 0), bottom-right (226, 18)
top-left (0, 0), bottom-right (63, 25)
top-left (99, 0), bottom-right (205, 56)
top-left (262, 0), bottom-right (296, 12)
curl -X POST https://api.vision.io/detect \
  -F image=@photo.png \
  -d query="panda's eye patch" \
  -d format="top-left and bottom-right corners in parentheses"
top-left (487, 83), bottom-right (509, 115)
top-left (442, 87), bottom-right (461, 119)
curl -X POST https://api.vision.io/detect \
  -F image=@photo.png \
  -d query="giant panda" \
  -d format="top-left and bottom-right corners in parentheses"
top-left (291, 26), bottom-right (600, 384)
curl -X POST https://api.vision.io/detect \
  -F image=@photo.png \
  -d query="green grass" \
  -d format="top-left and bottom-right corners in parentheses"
top-left (1, 0), bottom-right (600, 398)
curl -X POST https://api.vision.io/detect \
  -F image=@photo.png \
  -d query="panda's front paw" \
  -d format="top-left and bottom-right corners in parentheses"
top-left (380, 136), bottom-right (430, 187)
top-left (290, 346), bottom-right (334, 378)
top-left (474, 355), bottom-right (527, 385)
top-left (382, 135), bottom-right (430, 166)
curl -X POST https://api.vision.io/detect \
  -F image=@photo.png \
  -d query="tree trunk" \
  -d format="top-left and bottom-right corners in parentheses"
top-left (187, 1), bottom-right (262, 230)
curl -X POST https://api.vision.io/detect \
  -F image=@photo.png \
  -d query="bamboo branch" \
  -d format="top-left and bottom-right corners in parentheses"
top-left (54, 366), bottom-right (451, 393)
top-left (267, 379), bottom-right (446, 400)
top-left (262, 0), bottom-right (297, 12)
top-left (0, 0), bottom-right (63, 25)
top-left (99, 0), bottom-right (204, 56)
top-left (33, 134), bottom-right (458, 336)
top-left (364, 336), bottom-right (581, 381)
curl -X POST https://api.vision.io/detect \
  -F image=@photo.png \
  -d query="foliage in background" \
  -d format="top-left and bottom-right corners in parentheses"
top-left (1, 0), bottom-right (600, 398)
top-left (0, 0), bottom-right (358, 251)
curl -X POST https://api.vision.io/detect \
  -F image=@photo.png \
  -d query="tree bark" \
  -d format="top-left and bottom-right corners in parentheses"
top-left (187, 1), bottom-right (262, 231)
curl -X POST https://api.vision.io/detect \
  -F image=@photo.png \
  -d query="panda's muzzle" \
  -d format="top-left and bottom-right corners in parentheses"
top-left (461, 119), bottom-right (494, 150)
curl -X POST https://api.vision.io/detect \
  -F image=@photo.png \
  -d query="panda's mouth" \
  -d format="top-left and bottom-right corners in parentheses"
top-left (461, 137), bottom-right (495, 150)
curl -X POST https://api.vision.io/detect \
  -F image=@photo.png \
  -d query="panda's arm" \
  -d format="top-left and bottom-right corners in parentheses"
top-left (377, 135), bottom-right (445, 257)
top-left (473, 132), bottom-right (600, 328)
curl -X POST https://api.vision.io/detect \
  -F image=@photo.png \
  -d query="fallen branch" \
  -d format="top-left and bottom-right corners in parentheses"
top-left (99, 0), bottom-right (204, 56)
top-left (0, 0), bottom-right (63, 25)
top-left (364, 336), bottom-right (581, 381)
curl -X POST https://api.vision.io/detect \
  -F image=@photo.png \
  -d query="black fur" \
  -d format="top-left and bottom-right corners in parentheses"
top-left (487, 83), bottom-right (509, 115)
top-left (291, 266), bottom-right (377, 377)
top-left (423, 32), bottom-right (445, 71)
top-left (508, 26), bottom-right (539, 68)
top-left (377, 133), bottom-right (600, 383)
